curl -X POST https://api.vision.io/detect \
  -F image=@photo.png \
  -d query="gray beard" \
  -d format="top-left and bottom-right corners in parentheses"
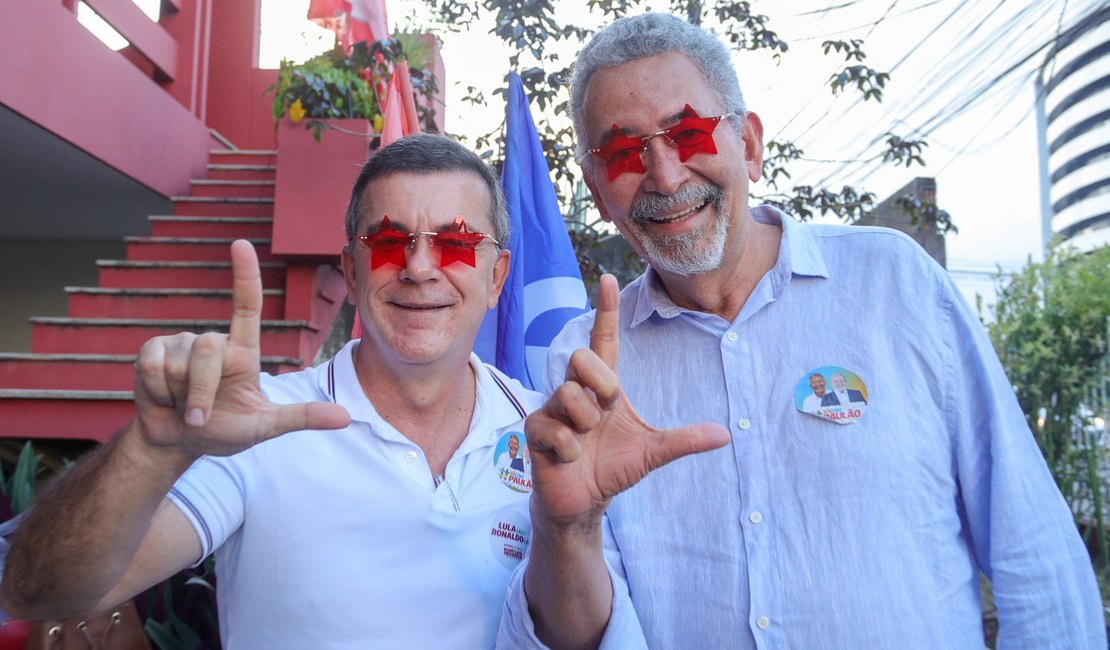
top-left (631, 184), bottom-right (729, 276)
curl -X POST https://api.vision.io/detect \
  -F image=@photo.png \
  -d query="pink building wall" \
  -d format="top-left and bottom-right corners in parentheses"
top-left (0, 0), bottom-right (279, 198)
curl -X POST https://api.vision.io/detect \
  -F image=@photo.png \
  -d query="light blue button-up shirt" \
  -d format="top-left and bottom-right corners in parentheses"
top-left (500, 206), bottom-right (1104, 649)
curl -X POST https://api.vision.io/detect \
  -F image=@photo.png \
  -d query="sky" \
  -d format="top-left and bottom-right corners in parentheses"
top-left (253, 0), bottom-right (1101, 314)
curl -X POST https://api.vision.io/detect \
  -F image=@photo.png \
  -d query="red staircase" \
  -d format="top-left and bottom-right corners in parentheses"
top-left (0, 149), bottom-right (349, 443)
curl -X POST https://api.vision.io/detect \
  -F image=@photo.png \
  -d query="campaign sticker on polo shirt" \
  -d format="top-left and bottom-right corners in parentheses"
top-left (794, 366), bottom-right (869, 425)
top-left (494, 430), bottom-right (533, 493)
top-left (489, 509), bottom-right (531, 569)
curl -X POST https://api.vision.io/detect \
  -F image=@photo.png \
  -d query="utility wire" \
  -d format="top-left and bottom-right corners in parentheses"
top-left (784, 0), bottom-right (974, 146)
top-left (793, 0), bottom-right (944, 41)
top-left (788, 0), bottom-right (1028, 171)
top-left (806, 0), bottom-right (1094, 189)
top-left (796, 1), bottom-right (868, 17)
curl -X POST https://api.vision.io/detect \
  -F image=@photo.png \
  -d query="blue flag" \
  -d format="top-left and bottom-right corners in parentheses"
top-left (476, 72), bottom-right (589, 389)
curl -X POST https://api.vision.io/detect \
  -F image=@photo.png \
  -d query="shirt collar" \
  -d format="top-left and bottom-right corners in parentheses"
top-left (470, 354), bottom-right (531, 443)
top-left (321, 339), bottom-right (368, 415)
top-left (629, 204), bottom-right (829, 327)
top-left (318, 340), bottom-right (526, 446)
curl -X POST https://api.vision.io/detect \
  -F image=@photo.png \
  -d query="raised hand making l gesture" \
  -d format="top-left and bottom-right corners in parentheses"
top-left (132, 240), bottom-right (350, 459)
top-left (526, 273), bottom-right (731, 529)
top-left (0, 241), bottom-right (351, 619)
top-left (523, 274), bottom-right (730, 648)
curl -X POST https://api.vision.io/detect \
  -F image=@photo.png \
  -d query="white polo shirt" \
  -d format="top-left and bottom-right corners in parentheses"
top-left (168, 340), bottom-right (542, 649)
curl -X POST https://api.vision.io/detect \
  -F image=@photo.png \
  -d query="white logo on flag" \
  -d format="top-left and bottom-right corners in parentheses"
top-left (523, 277), bottom-right (590, 388)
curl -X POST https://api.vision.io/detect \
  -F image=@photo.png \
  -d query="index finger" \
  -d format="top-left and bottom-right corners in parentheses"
top-left (589, 274), bottom-right (620, 370)
top-left (228, 239), bottom-right (262, 350)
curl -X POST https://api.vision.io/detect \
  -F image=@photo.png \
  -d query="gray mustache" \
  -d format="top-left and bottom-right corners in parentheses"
top-left (630, 184), bottom-right (724, 225)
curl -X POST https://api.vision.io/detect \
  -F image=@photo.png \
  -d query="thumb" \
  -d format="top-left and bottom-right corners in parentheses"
top-left (267, 401), bottom-right (352, 439)
top-left (647, 422), bottom-right (731, 470)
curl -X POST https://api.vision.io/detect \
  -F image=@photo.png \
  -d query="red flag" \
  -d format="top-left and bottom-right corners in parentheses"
top-left (307, 0), bottom-right (349, 30)
top-left (379, 71), bottom-right (407, 145)
top-left (350, 0), bottom-right (390, 42)
top-left (307, 0), bottom-right (351, 48)
top-left (395, 61), bottom-right (421, 134)
top-left (308, 0), bottom-right (389, 50)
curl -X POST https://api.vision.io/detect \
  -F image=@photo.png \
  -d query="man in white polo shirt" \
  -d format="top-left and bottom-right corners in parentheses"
top-left (1, 134), bottom-right (541, 648)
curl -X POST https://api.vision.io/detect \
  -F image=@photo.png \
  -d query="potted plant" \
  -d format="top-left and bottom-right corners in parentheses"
top-left (267, 35), bottom-right (438, 141)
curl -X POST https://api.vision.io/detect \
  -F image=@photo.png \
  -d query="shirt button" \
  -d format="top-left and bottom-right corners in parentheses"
top-left (404, 451), bottom-right (418, 463)
top-left (725, 331), bottom-right (738, 342)
top-left (749, 511), bottom-right (763, 524)
top-left (756, 615), bottom-right (770, 630)
top-left (738, 418), bottom-right (751, 430)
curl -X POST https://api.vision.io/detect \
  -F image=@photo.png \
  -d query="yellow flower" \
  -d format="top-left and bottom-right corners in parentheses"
top-left (289, 99), bottom-right (306, 123)
top-left (373, 114), bottom-right (384, 133)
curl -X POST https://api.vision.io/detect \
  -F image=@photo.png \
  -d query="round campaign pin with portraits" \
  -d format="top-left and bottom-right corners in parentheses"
top-left (493, 430), bottom-right (533, 493)
top-left (488, 509), bottom-right (531, 569)
top-left (793, 366), bottom-right (869, 425)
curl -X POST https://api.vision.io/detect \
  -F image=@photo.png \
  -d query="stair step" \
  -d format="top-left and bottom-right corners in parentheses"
top-left (205, 164), bottom-right (276, 182)
top-left (149, 216), bottom-right (273, 238)
top-left (210, 148), bottom-right (276, 154)
top-left (172, 196), bottom-right (273, 217)
top-left (124, 237), bottom-right (275, 262)
top-left (0, 353), bottom-right (303, 390)
top-left (97, 260), bottom-right (287, 289)
top-left (192, 179), bottom-right (277, 185)
top-left (172, 196), bottom-right (275, 204)
top-left (66, 287), bottom-right (285, 319)
top-left (206, 164), bottom-right (276, 171)
top-left (31, 318), bottom-right (314, 356)
top-left (209, 149), bottom-right (277, 166)
top-left (0, 390), bottom-right (133, 442)
top-left (189, 179), bottom-right (276, 199)
top-left (0, 354), bottom-right (134, 391)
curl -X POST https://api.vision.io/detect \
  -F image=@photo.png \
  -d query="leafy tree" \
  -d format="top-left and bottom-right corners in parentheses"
top-left (987, 245), bottom-right (1110, 561)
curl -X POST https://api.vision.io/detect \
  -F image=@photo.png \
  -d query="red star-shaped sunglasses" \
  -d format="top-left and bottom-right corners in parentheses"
top-left (352, 215), bottom-right (499, 269)
top-left (589, 104), bottom-right (740, 181)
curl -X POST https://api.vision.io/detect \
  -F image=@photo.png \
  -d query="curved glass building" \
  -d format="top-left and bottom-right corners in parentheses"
top-left (1039, 7), bottom-right (1110, 251)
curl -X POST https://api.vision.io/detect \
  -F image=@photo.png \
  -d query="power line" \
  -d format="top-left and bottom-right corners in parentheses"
top-left (796, 1), bottom-right (869, 17)
top-left (794, 0), bottom-right (1103, 191)
top-left (819, 0), bottom-right (1040, 172)
top-left (781, 0), bottom-right (978, 162)
top-left (792, 0), bottom-right (944, 41)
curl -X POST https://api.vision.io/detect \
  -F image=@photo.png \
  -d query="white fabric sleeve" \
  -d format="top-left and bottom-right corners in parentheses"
top-left (166, 451), bottom-right (256, 565)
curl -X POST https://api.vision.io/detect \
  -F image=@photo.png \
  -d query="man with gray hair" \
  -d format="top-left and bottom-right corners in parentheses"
top-left (2, 133), bottom-right (542, 648)
top-left (501, 12), bottom-right (1104, 649)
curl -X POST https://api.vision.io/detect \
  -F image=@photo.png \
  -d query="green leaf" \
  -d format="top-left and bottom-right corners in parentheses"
top-left (145, 620), bottom-right (188, 650)
top-left (170, 614), bottom-right (205, 648)
top-left (11, 442), bottom-right (41, 515)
